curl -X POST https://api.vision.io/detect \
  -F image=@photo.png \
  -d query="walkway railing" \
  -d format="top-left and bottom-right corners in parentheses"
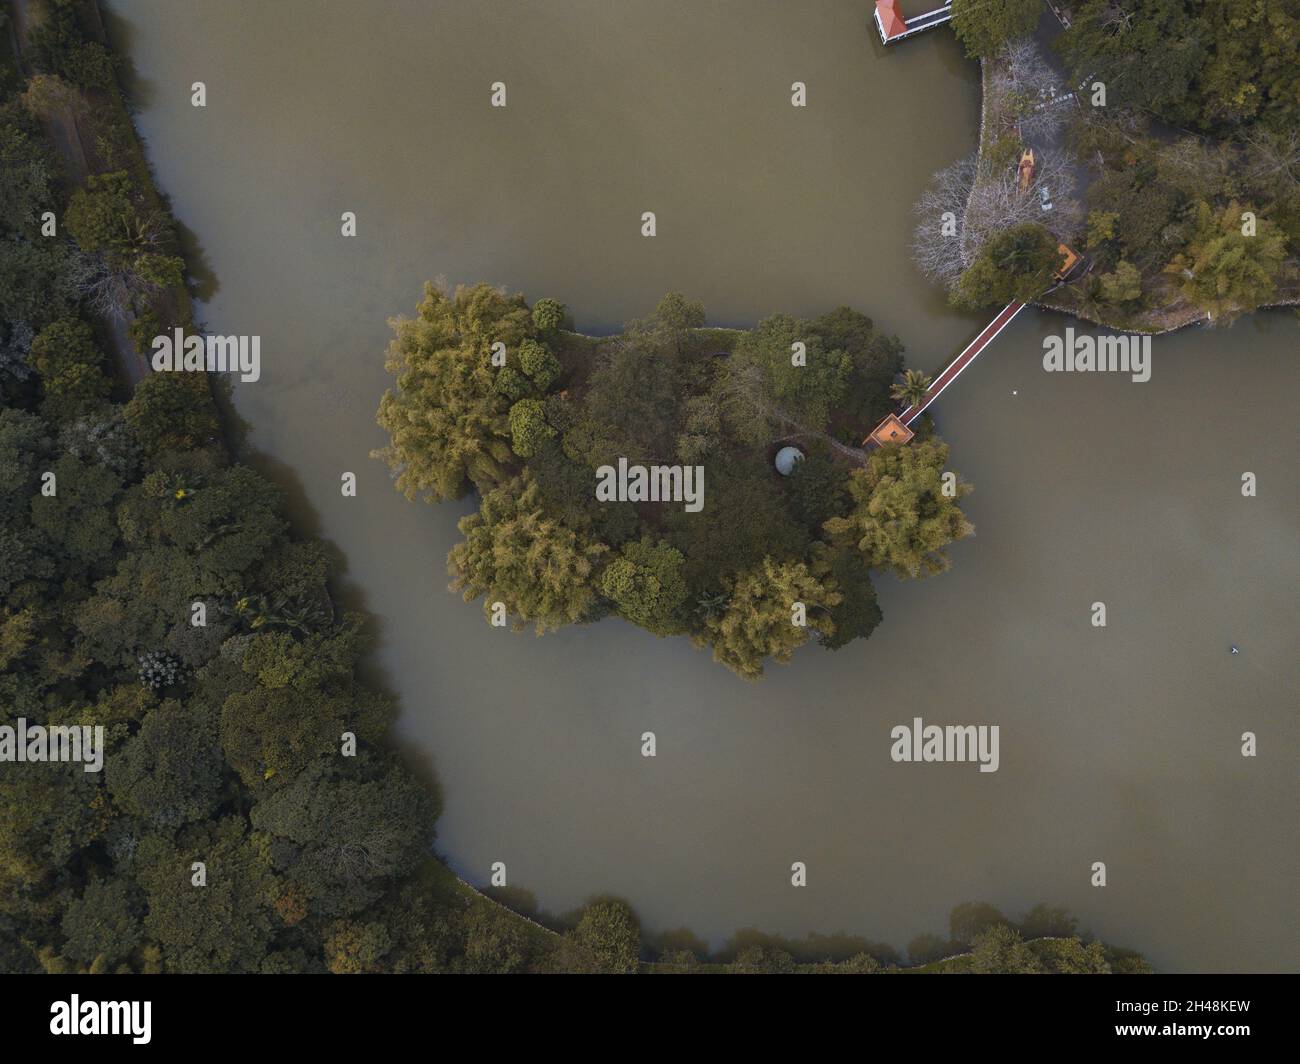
top-left (897, 301), bottom-right (1026, 426)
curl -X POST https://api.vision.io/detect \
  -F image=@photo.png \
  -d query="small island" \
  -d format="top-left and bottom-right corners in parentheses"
top-left (374, 285), bottom-right (973, 679)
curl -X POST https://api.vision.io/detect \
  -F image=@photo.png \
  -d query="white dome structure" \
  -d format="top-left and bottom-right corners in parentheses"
top-left (774, 445), bottom-right (805, 476)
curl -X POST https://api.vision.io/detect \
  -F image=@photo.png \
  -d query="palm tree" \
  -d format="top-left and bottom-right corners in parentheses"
top-left (890, 369), bottom-right (932, 410)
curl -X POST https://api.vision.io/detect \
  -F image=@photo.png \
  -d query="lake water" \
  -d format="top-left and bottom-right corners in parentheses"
top-left (110, 0), bottom-right (1297, 971)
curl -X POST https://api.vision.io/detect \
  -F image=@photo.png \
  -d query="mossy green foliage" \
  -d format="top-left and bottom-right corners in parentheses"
top-left (1053, 1), bottom-right (1300, 322)
top-left (951, 0), bottom-right (1043, 60)
top-left (954, 222), bottom-right (1062, 309)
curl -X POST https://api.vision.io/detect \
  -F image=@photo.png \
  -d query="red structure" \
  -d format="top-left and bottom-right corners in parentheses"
top-left (873, 0), bottom-right (954, 44)
top-left (875, 0), bottom-right (908, 41)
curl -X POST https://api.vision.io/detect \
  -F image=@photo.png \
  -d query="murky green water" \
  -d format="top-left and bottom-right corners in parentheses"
top-left (110, 0), bottom-right (1297, 970)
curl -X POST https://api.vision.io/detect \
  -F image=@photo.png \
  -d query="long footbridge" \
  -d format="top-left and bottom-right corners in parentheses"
top-left (864, 301), bottom-right (1027, 447)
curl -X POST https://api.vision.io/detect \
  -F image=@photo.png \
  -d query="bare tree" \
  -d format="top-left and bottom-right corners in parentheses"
top-left (20, 74), bottom-right (88, 122)
top-left (1154, 136), bottom-right (1234, 199)
top-left (71, 252), bottom-right (152, 320)
top-left (1243, 128), bottom-right (1300, 191)
top-left (911, 155), bottom-right (979, 288)
top-left (995, 38), bottom-right (1060, 103)
top-left (994, 37), bottom-right (1076, 143)
top-left (912, 148), bottom-right (1080, 291)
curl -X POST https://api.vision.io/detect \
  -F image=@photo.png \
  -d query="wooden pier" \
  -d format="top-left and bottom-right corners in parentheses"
top-left (873, 0), bottom-right (954, 45)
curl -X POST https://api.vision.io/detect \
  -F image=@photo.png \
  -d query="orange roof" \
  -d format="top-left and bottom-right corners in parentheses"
top-left (1056, 242), bottom-right (1080, 278)
top-left (876, 0), bottom-right (908, 39)
top-left (865, 412), bottom-right (916, 448)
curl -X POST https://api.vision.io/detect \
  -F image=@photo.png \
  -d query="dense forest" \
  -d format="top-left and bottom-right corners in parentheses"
top-left (375, 285), bottom-right (975, 679)
top-left (0, 0), bottom-right (1150, 974)
top-left (926, 0), bottom-right (1300, 328)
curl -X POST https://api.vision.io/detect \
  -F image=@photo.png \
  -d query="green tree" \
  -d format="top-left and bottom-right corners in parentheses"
top-left (968, 925), bottom-right (1044, 974)
top-left (889, 368), bottom-right (932, 409)
top-left (507, 397), bottom-right (553, 458)
top-left (568, 899), bottom-right (641, 973)
top-left (156, 463), bottom-right (286, 577)
top-left (530, 297), bottom-right (566, 334)
top-left (448, 475), bottom-right (607, 633)
top-left (134, 818), bottom-right (277, 973)
top-left (517, 338), bottom-right (560, 391)
top-left (816, 546), bottom-right (882, 651)
top-left (1085, 210), bottom-right (1118, 248)
top-left (674, 394), bottom-right (722, 464)
top-left (784, 439), bottom-right (848, 531)
top-left (1098, 259), bottom-right (1143, 306)
top-left (951, 0), bottom-right (1043, 59)
top-left (1163, 202), bottom-right (1287, 323)
top-left (907, 932), bottom-right (952, 966)
top-left (1034, 936), bottom-right (1112, 974)
top-left (599, 536), bottom-right (689, 636)
top-left (954, 223), bottom-right (1061, 308)
top-left (322, 920), bottom-right (393, 974)
top-left (1193, 2), bottom-right (1300, 133)
top-left (64, 171), bottom-right (154, 259)
top-left (219, 685), bottom-right (350, 790)
top-left (949, 901), bottom-right (1008, 947)
top-left (698, 556), bottom-right (841, 679)
top-left (805, 306), bottom-right (905, 427)
top-left (133, 251), bottom-right (185, 291)
top-left (249, 758), bottom-right (436, 918)
top-left (0, 760), bottom-right (103, 895)
top-left (633, 291), bottom-right (705, 355)
top-left (662, 454), bottom-right (806, 598)
top-left (825, 439), bottom-right (973, 579)
top-left (123, 373), bottom-right (219, 453)
top-left (1060, 0), bottom-right (1207, 126)
top-left (29, 454), bottom-right (121, 571)
top-left (730, 943), bottom-right (797, 973)
top-left (30, 318), bottom-right (110, 420)
top-left (60, 879), bottom-right (143, 967)
top-left (582, 329), bottom-right (684, 464)
top-left (106, 699), bottom-right (225, 829)
top-left (26, 3), bottom-right (116, 90)
top-left (373, 283), bottom-right (530, 501)
top-left (728, 312), bottom-right (852, 437)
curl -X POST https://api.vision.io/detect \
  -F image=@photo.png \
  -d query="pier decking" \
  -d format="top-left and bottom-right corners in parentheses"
top-left (874, 0), bottom-right (954, 44)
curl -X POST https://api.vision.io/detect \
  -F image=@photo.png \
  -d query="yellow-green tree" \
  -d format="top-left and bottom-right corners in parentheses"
top-left (697, 556), bottom-right (840, 679)
top-left (373, 282), bottom-right (532, 501)
top-left (599, 536), bottom-right (689, 636)
top-left (1163, 202), bottom-right (1288, 323)
top-left (825, 439), bottom-right (973, 579)
top-left (448, 474), bottom-right (607, 633)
